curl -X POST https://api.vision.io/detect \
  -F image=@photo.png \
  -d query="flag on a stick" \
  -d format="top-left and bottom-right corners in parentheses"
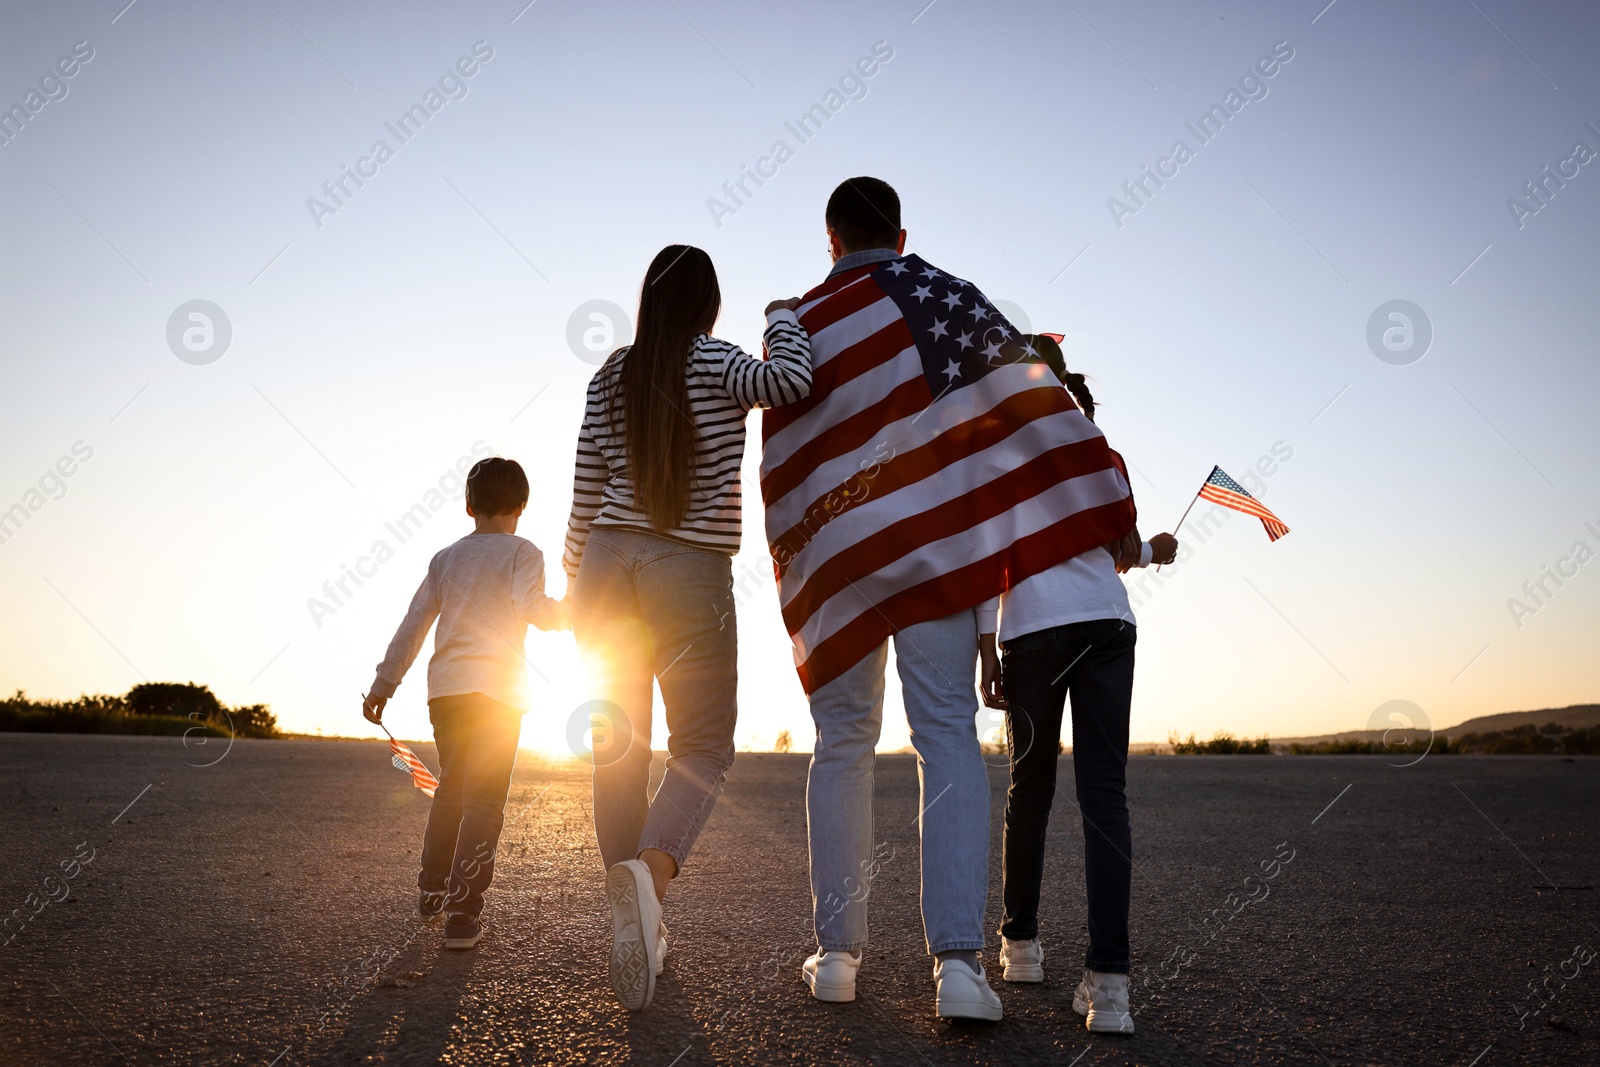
top-left (1195, 466), bottom-right (1290, 541)
top-left (388, 736), bottom-right (439, 798)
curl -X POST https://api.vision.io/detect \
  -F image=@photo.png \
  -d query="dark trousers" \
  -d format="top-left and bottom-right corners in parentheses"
top-left (419, 693), bottom-right (521, 919)
top-left (999, 618), bottom-right (1135, 974)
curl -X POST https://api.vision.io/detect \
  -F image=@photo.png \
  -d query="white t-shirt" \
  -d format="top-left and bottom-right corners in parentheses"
top-left (991, 542), bottom-right (1153, 643)
top-left (371, 533), bottom-right (564, 712)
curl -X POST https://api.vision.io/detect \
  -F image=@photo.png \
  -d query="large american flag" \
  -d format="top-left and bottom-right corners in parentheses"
top-left (759, 254), bottom-right (1137, 694)
top-left (1198, 466), bottom-right (1290, 541)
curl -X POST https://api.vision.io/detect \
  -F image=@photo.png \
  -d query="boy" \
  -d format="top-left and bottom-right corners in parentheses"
top-left (362, 456), bottom-right (565, 950)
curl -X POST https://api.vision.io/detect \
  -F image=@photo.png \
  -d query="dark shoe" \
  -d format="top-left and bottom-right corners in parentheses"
top-left (443, 914), bottom-right (484, 950)
top-left (417, 890), bottom-right (447, 923)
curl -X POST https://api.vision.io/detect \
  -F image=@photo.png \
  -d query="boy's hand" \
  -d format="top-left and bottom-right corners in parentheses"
top-left (362, 694), bottom-right (387, 725)
top-left (1149, 532), bottom-right (1179, 565)
top-left (979, 633), bottom-right (1007, 710)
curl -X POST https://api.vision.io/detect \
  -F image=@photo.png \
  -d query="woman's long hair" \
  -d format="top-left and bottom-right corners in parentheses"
top-left (610, 245), bottom-right (721, 531)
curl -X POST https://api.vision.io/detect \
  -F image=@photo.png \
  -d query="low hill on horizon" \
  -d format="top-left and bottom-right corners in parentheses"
top-left (1251, 703), bottom-right (1600, 749)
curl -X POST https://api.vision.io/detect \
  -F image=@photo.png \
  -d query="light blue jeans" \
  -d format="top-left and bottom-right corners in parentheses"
top-left (571, 527), bottom-right (738, 872)
top-left (806, 608), bottom-right (989, 955)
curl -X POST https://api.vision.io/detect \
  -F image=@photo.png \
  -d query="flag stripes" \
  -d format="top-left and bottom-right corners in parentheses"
top-left (760, 254), bottom-right (1136, 693)
top-left (1197, 466), bottom-right (1290, 541)
top-left (389, 737), bottom-right (439, 798)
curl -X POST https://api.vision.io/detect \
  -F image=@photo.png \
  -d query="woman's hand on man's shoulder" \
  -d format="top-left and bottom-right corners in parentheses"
top-left (765, 298), bottom-right (802, 316)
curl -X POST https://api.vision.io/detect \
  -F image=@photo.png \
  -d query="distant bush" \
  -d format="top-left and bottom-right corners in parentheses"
top-left (1169, 731), bottom-right (1271, 755)
top-left (1, 686), bottom-right (276, 739)
top-left (231, 704), bottom-right (278, 738)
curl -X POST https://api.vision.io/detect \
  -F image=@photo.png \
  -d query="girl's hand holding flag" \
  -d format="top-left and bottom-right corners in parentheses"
top-left (1106, 528), bottom-right (1180, 573)
top-left (1147, 532), bottom-right (1178, 566)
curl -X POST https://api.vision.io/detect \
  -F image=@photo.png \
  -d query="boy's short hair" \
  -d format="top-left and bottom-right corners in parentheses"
top-left (466, 457), bottom-right (529, 516)
top-left (826, 176), bottom-right (901, 252)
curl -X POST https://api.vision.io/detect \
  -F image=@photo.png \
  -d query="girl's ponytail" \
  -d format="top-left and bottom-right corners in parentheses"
top-left (1063, 372), bottom-right (1095, 422)
top-left (1022, 334), bottom-right (1097, 422)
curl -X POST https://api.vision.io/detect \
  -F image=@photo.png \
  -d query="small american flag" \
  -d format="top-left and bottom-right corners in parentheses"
top-left (760, 254), bottom-right (1136, 693)
top-left (389, 738), bottom-right (439, 798)
top-left (1197, 467), bottom-right (1290, 541)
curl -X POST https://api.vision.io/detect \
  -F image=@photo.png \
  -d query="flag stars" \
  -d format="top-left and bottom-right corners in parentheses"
top-left (877, 258), bottom-right (1014, 392)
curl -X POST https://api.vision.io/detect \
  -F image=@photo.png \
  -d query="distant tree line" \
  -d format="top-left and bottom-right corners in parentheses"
top-left (0, 683), bottom-right (278, 739)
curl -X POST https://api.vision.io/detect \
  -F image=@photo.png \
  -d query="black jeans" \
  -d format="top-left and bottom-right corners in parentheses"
top-left (419, 693), bottom-right (521, 919)
top-left (999, 618), bottom-right (1135, 974)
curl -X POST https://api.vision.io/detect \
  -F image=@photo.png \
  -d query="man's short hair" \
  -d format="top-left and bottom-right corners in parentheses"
top-left (465, 457), bottom-right (529, 516)
top-left (826, 177), bottom-right (901, 252)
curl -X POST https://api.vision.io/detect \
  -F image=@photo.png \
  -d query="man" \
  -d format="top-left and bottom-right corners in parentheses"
top-left (759, 177), bottom-right (1136, 1020)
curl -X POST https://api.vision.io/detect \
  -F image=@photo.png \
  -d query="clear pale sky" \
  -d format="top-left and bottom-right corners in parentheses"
top-left (2, 0), bottom-right (1597, 756)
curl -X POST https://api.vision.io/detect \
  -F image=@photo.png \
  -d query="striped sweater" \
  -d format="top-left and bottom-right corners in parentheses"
top-left (563, 309), bottom-right (811, 576)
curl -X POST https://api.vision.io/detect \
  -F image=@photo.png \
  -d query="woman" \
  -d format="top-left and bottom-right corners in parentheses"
top-left (562, 244), bottom-right (810, 1011)
top-left (977, 334), bottom-right (1176, 1034)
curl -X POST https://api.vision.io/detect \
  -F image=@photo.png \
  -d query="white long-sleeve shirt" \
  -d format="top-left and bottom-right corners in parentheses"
top-left (370, 533), bottom-right (563, 712)
top-left (562, 310), bottom-right (811, 577)
top-left (989, 542), bottom-right (1155, 643)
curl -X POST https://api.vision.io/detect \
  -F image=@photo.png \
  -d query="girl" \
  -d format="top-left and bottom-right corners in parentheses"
top-left (562, 245), bottom-right (811, 1011)
top-left (977, 334), bottom-right (1176, 1034)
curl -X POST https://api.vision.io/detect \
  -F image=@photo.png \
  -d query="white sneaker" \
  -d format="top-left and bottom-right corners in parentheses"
top-left (605, 860), bottom-right (661, 1011)
top-left (1073, 969), bottom-right (1134, 1033)
top-left (802, 949), bottom-right (860, 1003)
top-left (999, 937), bottom-right (1044, 983)
top-left (934, 957), bottom-right (1003, 1021)
top-left (654, 920), bottom-right (668, 977)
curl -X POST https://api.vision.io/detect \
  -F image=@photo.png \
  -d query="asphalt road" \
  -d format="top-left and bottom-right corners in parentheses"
top-left (1, 735), bottom-right (1596, 1065)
